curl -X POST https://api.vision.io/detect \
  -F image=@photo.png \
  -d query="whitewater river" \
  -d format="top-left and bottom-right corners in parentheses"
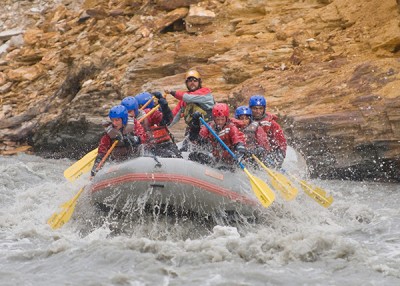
top-left (1, 152), bottom-right (399, 286)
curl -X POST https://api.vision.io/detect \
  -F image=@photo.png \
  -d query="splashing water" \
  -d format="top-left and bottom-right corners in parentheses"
top-left (0, 153), bottom-right (399, 285)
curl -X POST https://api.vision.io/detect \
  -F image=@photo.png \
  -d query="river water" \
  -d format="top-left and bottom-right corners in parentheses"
top-left (1, 152), bottom-right (399, 286)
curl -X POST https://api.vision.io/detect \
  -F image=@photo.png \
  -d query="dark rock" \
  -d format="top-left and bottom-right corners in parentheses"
top-left (31, 115), bottom-right (102, 159)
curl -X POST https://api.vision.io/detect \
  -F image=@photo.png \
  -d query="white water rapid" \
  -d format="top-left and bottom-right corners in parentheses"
top-left (0, 151), bottom-right (399, 285)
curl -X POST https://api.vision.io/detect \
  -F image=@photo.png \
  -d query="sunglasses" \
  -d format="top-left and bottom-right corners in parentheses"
top-left (186, 77), bottom-right (199, 83)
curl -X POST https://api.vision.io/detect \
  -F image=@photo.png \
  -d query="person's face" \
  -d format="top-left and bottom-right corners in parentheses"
top-left (186, 77), bottom-right (200, 91)
top-left (238, 115), bottom-right (251, 126)
top-left (128, 110), bottom-right (136, 117)
top-left (214, 116), bottom-right (227, 128)
top-left (111, 118), bottom-right (123, 129)
top-left (251, 106), bottom-right (264, 119)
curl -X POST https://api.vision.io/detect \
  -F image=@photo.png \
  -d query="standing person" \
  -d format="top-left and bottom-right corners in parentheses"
top-left (167, 70), bottom-right (215, 127)
top-left (91, 105), bottom-right (147, 177)
top-left (188, 103), bottom-right (247, 170)
top-left (249, 95), bottom-right (287, 168)
top-left (165, 70), bottom-right (215, 150)
top-left (134, 91), bottom-right (181, 158)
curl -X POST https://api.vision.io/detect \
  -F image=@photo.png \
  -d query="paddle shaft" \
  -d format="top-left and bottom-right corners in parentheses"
top-left (137, 104), bottom-right (159, 122)
top-left (139, 97), bottom-right (153, 110)
top-left (94, 106), bottom-right (159, 172)
top-left (139, 94), bottom-right (166, 111)
top-left (95, 140), bottom-right (119, 172)
top-left (199, 117), bottom-right (245, 169)
top-left (48, 137), bottom-right (120, 229)
top-left (288, 172), bottom-right (333, 207)
top-left (64, 105), bottom-right (161, 182)
top-left (252, 154), bottom-right (298, 201)
top-left (199, 117), bottom-right (275, 207)
top-left (276, 166), bottom-right (333, 207)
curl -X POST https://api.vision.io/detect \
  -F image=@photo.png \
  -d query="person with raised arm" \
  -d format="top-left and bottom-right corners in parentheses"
top-left (165, 70), bottom-right (215, 151)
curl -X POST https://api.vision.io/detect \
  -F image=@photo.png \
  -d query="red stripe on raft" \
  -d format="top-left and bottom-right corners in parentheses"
top-left (90, 173), bottom-right (258, 206)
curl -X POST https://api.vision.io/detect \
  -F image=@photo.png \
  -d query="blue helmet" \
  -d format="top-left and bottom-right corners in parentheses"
top-left (249, 95), bottom-right (266, 108)
top-left (135, 92), bottom-right (154, 108)
top-left (235, 106), bottom-right (252, 119)
top-left (109, 105), bottom-right (128, 125)
top-left (121, 96), bottom-right (139, 116)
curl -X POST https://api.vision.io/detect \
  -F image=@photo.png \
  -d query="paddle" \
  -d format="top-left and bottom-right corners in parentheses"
top-left (251, 154), bottom-right (298, 201)
top-left (139, 93), bottom-right (166, 110)
top-left (287, 173), bottom-right (334, 208)
top-left (63, 148), bottom-right (98, 182)
top-left (47, 187), bottom-right (85, 230)
top-left (63, 104), bottom-right (160, 182)
top-left (139, 96), bottom-right (154, 110)
top-left (47, 140), bottom-right (119, 229)
top-left (253, 152), bottom-right (333, 207)
top-left (199, 117), bottom-right (275, 208)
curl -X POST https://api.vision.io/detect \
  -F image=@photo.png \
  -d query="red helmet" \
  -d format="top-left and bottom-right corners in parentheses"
top-left (212, 103), bottom-right (230, 117)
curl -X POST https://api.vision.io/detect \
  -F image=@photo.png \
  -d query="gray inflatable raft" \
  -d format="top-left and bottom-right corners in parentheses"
top-left (87, 156), bottom-right (262, 219)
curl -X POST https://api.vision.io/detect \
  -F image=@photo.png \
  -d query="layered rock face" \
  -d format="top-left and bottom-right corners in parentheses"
top-left (0, 0), bottom-right (399, 181)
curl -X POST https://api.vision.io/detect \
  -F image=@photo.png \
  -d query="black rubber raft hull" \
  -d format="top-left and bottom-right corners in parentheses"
top-left (87, 156), bottom-right (262, 217)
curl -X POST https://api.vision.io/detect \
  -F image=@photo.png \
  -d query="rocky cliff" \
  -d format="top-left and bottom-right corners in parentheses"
top-left (1, 0), bottom-right (399, 182)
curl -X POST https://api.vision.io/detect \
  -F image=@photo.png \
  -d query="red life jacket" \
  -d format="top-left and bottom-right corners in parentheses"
top-left (199, 121), bottom-right (245, 162)
top-left (242, 121), bottom-right (259, 148)
top-left (99, 118), bottom-right (147, 161)
top-left (231, 118), bottom-right (272, 151)
top-left (254, 112), bottom-right (287, 152)
top-left (148, 125), bottom-right (173, 144)
top-left (256, 114), bottom-right (274, 133)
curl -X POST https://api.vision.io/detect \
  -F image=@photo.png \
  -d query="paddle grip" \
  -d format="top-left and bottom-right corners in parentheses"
top-left (95, 140), bottom-right (119, 172)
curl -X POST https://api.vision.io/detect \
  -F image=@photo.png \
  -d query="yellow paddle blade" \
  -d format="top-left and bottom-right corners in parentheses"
top-left (299, 180), bottom-right (334, 208)
top-left (63, 148), bottom-right (98, 182)
top-left (244, 168), bottom-right (275, 208)
top-left (251, 154), bottom-right (298, 201)
top-left (47, 187), bottom-right (85, 229)
top-left (268, 171), bottom-right (298, 201)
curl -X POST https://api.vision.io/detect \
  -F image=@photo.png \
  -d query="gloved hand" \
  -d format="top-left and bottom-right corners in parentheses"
top-left (264, 149), bottom-right (285, 168)
top-left (235, 143), bottom-right (248, 162)
top-left (275, 149), bottom-right (285, 168)
top-left (165, 90), bottom-right (176, 97)
top-left (253, 146), bottom-right (266, 157)
top-left (152, 91), bottom-right (163, 100)
top-left (115, 132), bottom-right (124, 142)
top-left (191, 111), bottom-right (203, 126)
top-left (106, 126), bottom-right (120, 138)
top-left (114, 133), bottom-right (138, 146)
top-left (90, 154), bottom-right (104, 177)
top-left (158, 97), bottom-right (168, 107)
top-left (124, 134), bottom-right (140, 146)
top-left (188, 126), bottom-right (200, 141)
